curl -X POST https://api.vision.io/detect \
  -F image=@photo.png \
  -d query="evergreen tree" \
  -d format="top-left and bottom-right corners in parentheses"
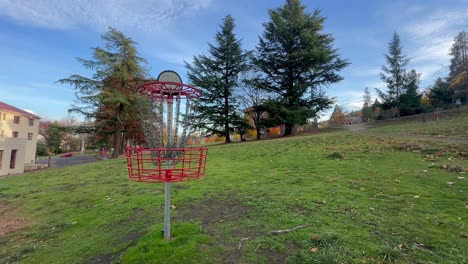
top-left (379, 32), bottom-right (410, 117)
top-left (59, 28), bottom-right (148, 158)
top-left (429, 78), bottom-right (452, 107)
top-left (362, 87), bottom-right (372, 121)
top-left (186, 15), bottom-right (251, 143)
top-left (253, 0), bottom-right (348, 135)
top-left (399, 69), bottom-right (422, 116)
top-left (46, 122), bottom-right (63, 154)
top-left (448, 31), bottom-right (468, 104)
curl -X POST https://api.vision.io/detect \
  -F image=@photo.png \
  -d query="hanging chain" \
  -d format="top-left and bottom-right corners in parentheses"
top-left (179, 96), bottom-right (192, 149)
top-left (136, 83), bottom-right (199, 166)
top-left (173, 94), bottom-right (181, 148)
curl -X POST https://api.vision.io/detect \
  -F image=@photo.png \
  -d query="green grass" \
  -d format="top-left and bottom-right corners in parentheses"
top-left (1, 125), bottom-right (467, 263)
top-left (370, 108), bottom-right (468, 137)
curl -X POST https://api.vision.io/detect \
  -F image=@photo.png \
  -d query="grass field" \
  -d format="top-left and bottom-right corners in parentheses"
top-left (369, 109), bottom-right (468, 137)
top-left (1, 111), bottom-right (467, 263)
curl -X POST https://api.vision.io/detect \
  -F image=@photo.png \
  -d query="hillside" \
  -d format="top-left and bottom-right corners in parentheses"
top-left (1, 110), bottom-right (467, 263)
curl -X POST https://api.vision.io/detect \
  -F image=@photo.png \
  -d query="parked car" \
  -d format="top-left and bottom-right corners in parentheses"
top-left (61, 152), bottom-right (74, 157)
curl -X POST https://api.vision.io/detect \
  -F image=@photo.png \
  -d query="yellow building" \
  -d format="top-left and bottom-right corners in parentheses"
top-left (0, 102), bottom-right (40, 176)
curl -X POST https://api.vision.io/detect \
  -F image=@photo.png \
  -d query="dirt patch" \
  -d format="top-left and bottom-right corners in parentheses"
top-left (440, 164), bottom-right (468, 173)
top-left (0, 202), bottom-right (28, 237)
top-left (343, 123), bottom-right (374, 133)
top-left (86, 253), bottom-right (113, 264)
top-left (256, 242), bottom-right (301, 264)
top-left (174, 197), bottom-right (254, 263)
top-left (84, 208), bottom-right (154, 264)
top-left (174, 197), bottom-right (252, 235)
top-left (120, 231), bottom-right (145, 244)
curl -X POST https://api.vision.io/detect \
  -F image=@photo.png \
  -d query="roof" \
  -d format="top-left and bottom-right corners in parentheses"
top-left (0, 101), bottom-right (41, 119)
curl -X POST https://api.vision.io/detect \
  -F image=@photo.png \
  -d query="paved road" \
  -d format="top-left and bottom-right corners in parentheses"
top-left (37, 155), bottom-right (98, 168)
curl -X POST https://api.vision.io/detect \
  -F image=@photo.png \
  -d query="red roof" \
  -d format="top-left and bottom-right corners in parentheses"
top-left (0, 101), bottom-right (41, 119)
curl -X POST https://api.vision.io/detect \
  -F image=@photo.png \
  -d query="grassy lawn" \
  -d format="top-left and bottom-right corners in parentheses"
top-left (1, 121), bottom-right (467, 263)
top-left (369, 107), bottom-right (468, 137)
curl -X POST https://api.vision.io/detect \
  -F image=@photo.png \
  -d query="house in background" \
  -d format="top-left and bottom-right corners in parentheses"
top-left (244, 107), bottom-right (283, 139)
top-left (0, 102), bottom-right (40, 176)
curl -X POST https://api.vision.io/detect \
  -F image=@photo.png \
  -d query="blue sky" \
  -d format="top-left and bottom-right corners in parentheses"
top-left (0, 0), bottom-right (466, 121)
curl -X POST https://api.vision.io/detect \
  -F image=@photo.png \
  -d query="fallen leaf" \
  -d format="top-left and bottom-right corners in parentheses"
top-left (170, 205), bottom-right (176, 209)
top-left (311, 235), bottom-right (319, 241)
top-left (310, 247), bottom-right (318, 253)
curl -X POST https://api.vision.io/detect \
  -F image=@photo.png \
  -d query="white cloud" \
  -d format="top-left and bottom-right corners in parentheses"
top-left (347, 100), bottom-right (364, 110)
top-left (23, 109), bottom-right (36, 114)
top-left (414, 64), bottom-right (446, 81)
top-left (0, 0), bottom-right (213, 32)
top-left (411, 36), bottom-right (453, 64)
top-left (364, 81), bottom-right (386, 90)
top-left (402, 8), bottom-right (466, 66)
top-left (403, 10), bottom-right (468, 39)
top-left (338, 91), bottom-right (364, 98)
top-left (349, 66), bottom-right (381, 77)
top-left (397, 7), bottom-right (466, 84)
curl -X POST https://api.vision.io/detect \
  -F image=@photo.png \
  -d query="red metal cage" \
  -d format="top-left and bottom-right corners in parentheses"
top-left (125, 147), bottom-right (208, 183)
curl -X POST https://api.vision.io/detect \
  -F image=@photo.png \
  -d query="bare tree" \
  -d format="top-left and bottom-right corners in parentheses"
top-left (238, 74), bottom-right (270, 139)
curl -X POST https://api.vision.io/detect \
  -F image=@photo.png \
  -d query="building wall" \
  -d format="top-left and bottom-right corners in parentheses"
top-left (0, 137), bottom-right (27, 175)
top-left (0, 109), bottom-right (40, 175)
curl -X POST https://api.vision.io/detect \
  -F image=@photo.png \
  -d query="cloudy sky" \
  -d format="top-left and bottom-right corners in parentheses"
top-left (0, 0), bottom-right (466, 120)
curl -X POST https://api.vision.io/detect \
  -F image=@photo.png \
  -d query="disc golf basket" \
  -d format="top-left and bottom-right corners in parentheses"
top-left (125, 70), bottom-right (208, 240)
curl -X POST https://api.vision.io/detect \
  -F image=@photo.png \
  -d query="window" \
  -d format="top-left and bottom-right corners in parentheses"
top-left (0, 150), bottom-right (3, 169)
top-left (2, 113), bottom-right (5, 120)
top-left (29, 118), bottom-right (34, 126)
top-left (28, 133), bottom-right (33, 140)
top-left (14, 116), bottom-right (20, 124)
top-left (12, 131), bottom-right (19, 138)
top-left (10, 150), bottom-right (17, 169)
top-left (0, 130), bottom-right (3, 137)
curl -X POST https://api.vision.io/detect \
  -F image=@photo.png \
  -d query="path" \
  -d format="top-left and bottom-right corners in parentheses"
top-left (36, 155), bottom-right (98, 168)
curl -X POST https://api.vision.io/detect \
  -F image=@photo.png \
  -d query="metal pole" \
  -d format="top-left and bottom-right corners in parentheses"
top-left (80, 134), bottom-right (85, 156)
top-left (164, 98), bottom-right (174, 240)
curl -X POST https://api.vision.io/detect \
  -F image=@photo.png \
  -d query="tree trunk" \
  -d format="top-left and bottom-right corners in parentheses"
top-left (225, 123), bottom-right (231, 143)
top-left (112, 126), bottom-right (122, 158)
top-left (224, 77), bottom-right (231, 143)
top-left (240, 132), bottom-right (246, 141)
top-left (284, 123), bottom-right (293, 136)
top-left (256, 127), bottom-right (261, 140)
top-left (120, 132), bottom-right (126, 154)
top-left (224, 104), bottom-right (231, 143)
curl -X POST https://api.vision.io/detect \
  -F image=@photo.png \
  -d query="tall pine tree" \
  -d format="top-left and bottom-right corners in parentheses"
top-left (362, 87), bottom-right (372, 122)
top-left (429, 78), bottom-right (452, 107)
top-left (379, 32), bottom-right (410, 118)
top-left (448, 30), bottom-right (468, 104)
top-left (186, 15), bottom-right (251, 143)
top-left (59, 28), bottom-right (148, 158)
top-left (399, 69), bottom-right (422, 115)
top-left (253, 0), bottom-right (348, 135)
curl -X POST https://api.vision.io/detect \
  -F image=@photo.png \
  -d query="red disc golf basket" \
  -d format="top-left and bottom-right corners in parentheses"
top-left (126, 146), bottom-right (208, 183)
top-left (125, 70), bottom-right (208, 240)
